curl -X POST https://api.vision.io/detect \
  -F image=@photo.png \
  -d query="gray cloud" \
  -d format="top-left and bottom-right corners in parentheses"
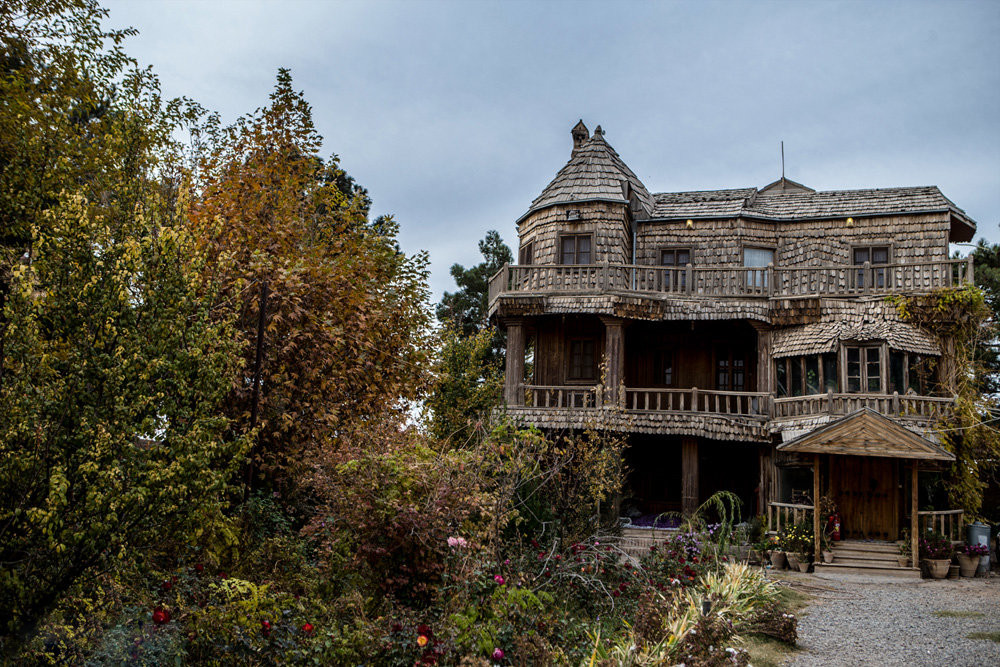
top-left (106, 0), bottom-right (1000, 299)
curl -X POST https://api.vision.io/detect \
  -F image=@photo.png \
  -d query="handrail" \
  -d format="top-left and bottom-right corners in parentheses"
top-left (623, 387), bottom-right (770, 417)
top-left (917, 509), bottom-right (965, 542)
top-left (488, 257), bottom-right (973, 304)
top-left (767, 502), bottom-right (814, 534)
top-left (773, 392), bottom-right (954, 421)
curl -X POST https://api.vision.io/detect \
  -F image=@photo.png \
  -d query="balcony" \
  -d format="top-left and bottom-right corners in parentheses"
top-left (488, 258), bottom-right (974, 308)
top-left (507, 385), bottom-right (953, 441)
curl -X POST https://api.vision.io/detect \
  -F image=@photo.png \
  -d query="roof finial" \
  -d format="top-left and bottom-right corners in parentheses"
top-left (571, 119), bottom-right (589, 152)
top-left (593, 125), bottom-right (604, 138)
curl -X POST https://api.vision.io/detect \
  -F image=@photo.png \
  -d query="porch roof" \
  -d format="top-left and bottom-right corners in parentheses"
top-left (775, 408), bottom-right (955, 461)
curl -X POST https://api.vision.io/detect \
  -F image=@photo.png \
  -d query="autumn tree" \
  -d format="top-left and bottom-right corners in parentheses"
top-left (187, 70), bottom-right (434, 491)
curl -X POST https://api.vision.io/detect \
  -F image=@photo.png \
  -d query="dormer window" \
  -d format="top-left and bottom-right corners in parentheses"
top-left (560, 234), bottom-right (592, 265)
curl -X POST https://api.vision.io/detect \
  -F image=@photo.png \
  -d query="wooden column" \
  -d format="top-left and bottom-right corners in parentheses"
top-left (682, 437), bottom-right (699, 516)
top-left (911, 463), bottom-right (919, 569)
top-left (600, 316), bottom-right (625, 406)
top-left (751, 324), bottom-right (773, 395)
top-left (758, 448), bottom-right (773, 516)
top-left (504, 319), bottom-right (525, 406)
top-left (813, 454), bottom-right (821, 562)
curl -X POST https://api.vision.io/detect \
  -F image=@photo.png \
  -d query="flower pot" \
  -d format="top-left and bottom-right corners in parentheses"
top-left (947, 564), bottom-right (960, 580)
top-left (926, 558), bottom-right (951, 579)
top-left (797, 560), bottom-right (810, 573)
top-left (786, 553), bottom-right (800, 570)
top-left (896, 556), bottom-right (909, 568)
top-left (770, 550), bottom-right (787, 570)
top-left (823, 551), bottom-right (835, 564)
top-left (957, 553), bottom-right (981, 578)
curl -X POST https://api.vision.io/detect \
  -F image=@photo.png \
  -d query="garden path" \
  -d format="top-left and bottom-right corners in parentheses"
top-left (776, 571), bottom-right (1000, 666)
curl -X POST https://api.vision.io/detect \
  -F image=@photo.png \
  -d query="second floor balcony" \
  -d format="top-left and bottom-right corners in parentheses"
top-left (507, 384), bottom-right (954, 443)
top-left (488, 257), bottom-right (974, 309)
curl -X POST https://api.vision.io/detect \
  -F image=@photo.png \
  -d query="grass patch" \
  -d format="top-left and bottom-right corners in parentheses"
top-left (774, 585), bottom-right (812, 616)
top-left (966, 631), bottom-right (1000, 643)
top-left (934, 610), bottom-right (985, 618)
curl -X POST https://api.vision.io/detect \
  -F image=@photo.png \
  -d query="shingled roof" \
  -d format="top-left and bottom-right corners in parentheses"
top-left (517, 124), bottom-right (654, 224)
top-left (772, 300), bottom-right (940, 358)
top-left (652, 188), bottom-right (756, 219)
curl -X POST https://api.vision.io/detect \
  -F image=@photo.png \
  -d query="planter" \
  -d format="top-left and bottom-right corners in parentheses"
top-left (770, 550), bottom-right (787, 570)
top-left (957, 553), bottom-right (981, 578)
top-left (948, 564), bottom-right (960, 580)
top-left (896, 556), bottom-right (910, 568)
top-left (823, 550), bottom-right (835, 564)
top-left (797, 560), bottom-right (810, 573)
top-left (926, 558), bottom-right (951, 579)
top-left (786, 553), bottom-right (801, 571)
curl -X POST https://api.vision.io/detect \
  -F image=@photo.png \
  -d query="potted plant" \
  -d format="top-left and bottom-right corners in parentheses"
top-left (919, 530), bottom-right (954, 579)
top-left (957, 543), bottom-right (988, 577)
top-left (898, 529), bottom-right (911, 568)
top-left (768, 533), bottom-right (786, 569)
top-left (820, 528), bottom-right (834, 564)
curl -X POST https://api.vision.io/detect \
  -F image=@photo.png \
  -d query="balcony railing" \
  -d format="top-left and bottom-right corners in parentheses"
top-left (513, 386), bottom-right (953, 424)
top-left (772, 392), bottom-right (953, 422)
top-left (488, 257), bottom-right (974, 304)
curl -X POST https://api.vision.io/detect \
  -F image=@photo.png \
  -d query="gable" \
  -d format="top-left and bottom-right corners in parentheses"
top-left (776, 408), bottom-right (955, 461)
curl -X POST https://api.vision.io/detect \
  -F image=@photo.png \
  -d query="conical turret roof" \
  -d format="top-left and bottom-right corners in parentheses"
top-left (517, 126), bottom-right (653, 224)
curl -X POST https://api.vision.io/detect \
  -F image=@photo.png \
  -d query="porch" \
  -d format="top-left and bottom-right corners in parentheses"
top-left (772, 408), bottom-right (958, 575)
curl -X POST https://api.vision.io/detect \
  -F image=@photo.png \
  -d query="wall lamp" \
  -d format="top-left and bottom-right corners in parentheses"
top-left (846, 217), bottom-right (855, 228)
top-left (686, 219), bottom-right (694, 229)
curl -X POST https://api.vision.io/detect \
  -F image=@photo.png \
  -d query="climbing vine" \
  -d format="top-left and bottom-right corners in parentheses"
top-left (889, 285), bottom-right (998, 517)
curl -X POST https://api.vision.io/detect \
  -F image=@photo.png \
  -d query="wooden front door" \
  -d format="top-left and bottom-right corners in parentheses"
top-left (830, 457), bottom-right (898, 541)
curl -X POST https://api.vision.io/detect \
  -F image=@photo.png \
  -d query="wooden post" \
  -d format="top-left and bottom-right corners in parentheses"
top-left (682, 437), bottom-right (699, 516)
top-left (601, 316), bottom-right (624, 406)
top-left (504, 319), bottom-right (525, 406)
top-left (911, 463), bottom-right (919, 569)
top-left (759, 449), bottom-right (772, 517)
top-left (813, 454), bottom-right (821, 563)
top-left (967, 255), bottom-right (975, 285)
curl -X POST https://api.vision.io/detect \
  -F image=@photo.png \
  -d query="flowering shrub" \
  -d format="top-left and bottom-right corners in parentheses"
top-left (778, 522), bottom-right (814, 559)
top-left (960, 543), bottom-right (989, 557)
top-left (919, 530), bottom-right (955, 560)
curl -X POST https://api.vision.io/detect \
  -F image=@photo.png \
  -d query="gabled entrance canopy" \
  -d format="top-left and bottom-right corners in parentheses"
top-left (776, 408), bottom-right (954, 462)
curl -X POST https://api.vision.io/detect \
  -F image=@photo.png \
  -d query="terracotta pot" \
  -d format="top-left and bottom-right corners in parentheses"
top-left (927, 558), bottom-right (951, 579)
top-left (786, 553), bottom-right (800, 570)
top-left (770, 551), bottom-right (787, 570)
top-left (957, 553), bottom-right (981, 578)
top-left (798, 560), bottom-right (810, 573)
top-left (823, 551), bottom-right (835, 564)
top-left (897, 556), bottom-right (909, 568)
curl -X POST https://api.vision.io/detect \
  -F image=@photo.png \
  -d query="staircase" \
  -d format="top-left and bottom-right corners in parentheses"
top-left (813, 540), bottom-right (920, 578)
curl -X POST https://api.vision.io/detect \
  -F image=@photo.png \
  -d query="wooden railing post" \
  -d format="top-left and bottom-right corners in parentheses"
top-left (766, 262), bottom-right (774, 296)
top-left (691, 387), bottom-right (699, 412)
top-left (967, 255), bottom-right (975, 286)
top-left (685, 263), bottom-right (693, 295)
top-left (863, 260), bottom-right (872, 294)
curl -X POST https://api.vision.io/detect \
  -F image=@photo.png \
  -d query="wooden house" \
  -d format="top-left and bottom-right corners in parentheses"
top-left (488, 121), bottom-right (976, 575)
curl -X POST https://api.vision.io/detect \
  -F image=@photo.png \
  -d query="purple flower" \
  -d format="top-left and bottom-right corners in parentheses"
top-left (494, 574), bottom-right (505, 585)
top-left (492, 647), bottom-right (504, 660)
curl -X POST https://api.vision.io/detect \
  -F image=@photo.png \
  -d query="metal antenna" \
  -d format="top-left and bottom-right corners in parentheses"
top-left (781, 141), bottom-right (785, 180)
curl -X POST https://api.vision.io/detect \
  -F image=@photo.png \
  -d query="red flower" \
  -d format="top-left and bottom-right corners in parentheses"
top-left (161, 579), bottom-right (173, 592)
top-left (261, 619), bottom-right (271, 636)
top-left (302, 622), bottom-right (314, 634)
top-left (218, 571), bottom-right (227, 579)
top-left (194, 563), bottom-right (204, 573)
top-left (152, 607), bottom-right (171, 625)
top-left (492, 647), bottom-right (505, 660)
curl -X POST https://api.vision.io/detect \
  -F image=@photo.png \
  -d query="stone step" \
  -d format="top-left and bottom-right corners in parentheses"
top-left (813, 562), bottom-right (921, 579)
top-left (829, 555), bottom-right (907, 568)
top-left (829, 549), bottom-right (901, 563)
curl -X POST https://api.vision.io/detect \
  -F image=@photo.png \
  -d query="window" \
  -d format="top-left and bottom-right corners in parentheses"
top-left (853, 246), bottom-right (890, 289)
top-left (743, 247), bottom-right (774, 290)
top-left (889, 350), bottom-right (937, 395)
top-left (560, 234), bottom-right (592, 265)
top-left (568, 339), bottom-right (597, 381)
top-left (846, 346), bottom-right (882, 393)
top-left (717, 349), bottom-right (747, 391)
top-left (774, 353), bottom-right (840, 398)
top-left (660, 248), bottom-right (691, 289)
top-left (519, 241), bottom-right (533, 265)
top-left (654, 350), bottom-right (675, 387)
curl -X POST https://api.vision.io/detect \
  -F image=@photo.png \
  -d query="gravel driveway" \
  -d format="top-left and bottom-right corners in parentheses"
top-left (775, 571), bottom-right (1000, 666)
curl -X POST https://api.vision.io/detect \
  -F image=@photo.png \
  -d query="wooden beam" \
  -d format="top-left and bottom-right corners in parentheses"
top-left (600, 316), bottom-right (625, 405)
top-left (682, 438), bottom-right (699, 516)
top-left (813, 453), bottom-right (821, 562)
top-left (504, 319), bottom-right (525, 406)
top-left (911, 463), bottom-right (919, 569)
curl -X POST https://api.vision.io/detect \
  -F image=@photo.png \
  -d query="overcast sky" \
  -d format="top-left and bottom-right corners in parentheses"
top-left (105, 0), bottom-right (1000, 300)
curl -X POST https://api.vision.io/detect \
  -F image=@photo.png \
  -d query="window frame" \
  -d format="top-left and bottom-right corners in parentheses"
top-left (843, 343), bottom-right (885, 394)
top-left (851, 244), bottom-right (893, 290)
top-left (742, 245), bottom-right (776, 290)
top-left (566, 337), bottom-right (598, 383)
top-left (716, 348), bottom-right (748, 391)
top-left (559, 233), bottom-right (593, 265)
top-left (518, 241), bottom-right (534, 266)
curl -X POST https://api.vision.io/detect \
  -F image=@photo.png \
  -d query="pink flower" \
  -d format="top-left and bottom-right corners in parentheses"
top-left (447, 536), bottom-right (468, 549)
top-left (493, 574), bottom-right (505, 585)
top-left (492, 647), bottom-right (504, 660)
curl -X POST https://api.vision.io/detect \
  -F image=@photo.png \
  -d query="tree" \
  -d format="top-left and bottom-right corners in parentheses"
top-left (186, 70), bottom-right (434, 492)
top-left (436, 230), bottom-right (512, 336)
top-left (970, 240), bottom-right (1000, 394)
